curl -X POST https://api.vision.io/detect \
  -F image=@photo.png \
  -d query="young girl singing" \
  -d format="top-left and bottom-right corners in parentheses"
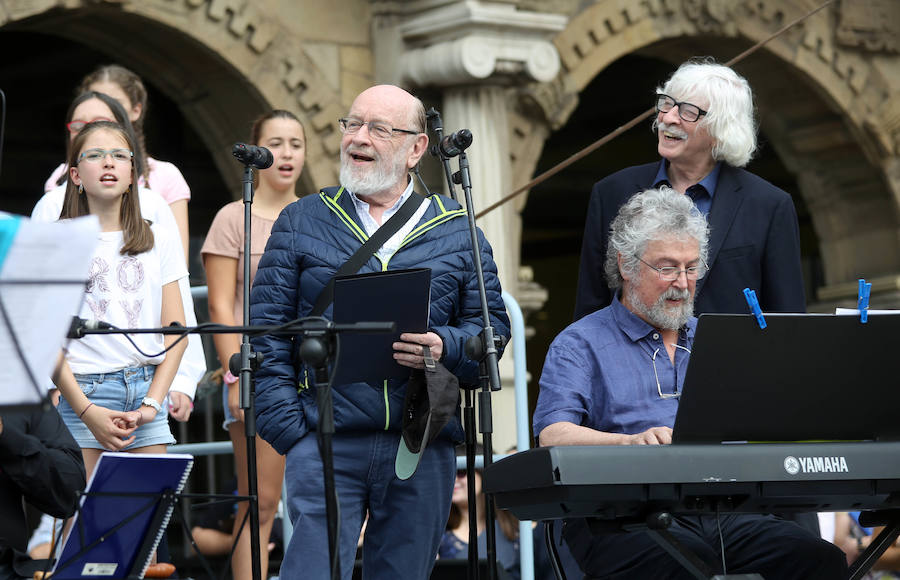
top-left (53, 120), bottom-right (187, 479)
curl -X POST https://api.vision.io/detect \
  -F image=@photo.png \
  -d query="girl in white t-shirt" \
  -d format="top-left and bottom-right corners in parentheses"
top-left (52, 121), bottom-right (187, 480)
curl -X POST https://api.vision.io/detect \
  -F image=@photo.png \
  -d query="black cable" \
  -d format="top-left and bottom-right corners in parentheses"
top-left (413, 165), bottom-right (435, 198)
top-left (89, 322), bottom-right (193, 359)
top-left (545, 521), bottom-right (567, 580)
top-left (716, 506), bottom-right (726, 574)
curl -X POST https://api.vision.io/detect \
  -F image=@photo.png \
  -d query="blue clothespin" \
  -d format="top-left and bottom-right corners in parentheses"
top-left (743, 288), bottom-right (766, 329)
top-left (857, 278), bottom-right (872, 323)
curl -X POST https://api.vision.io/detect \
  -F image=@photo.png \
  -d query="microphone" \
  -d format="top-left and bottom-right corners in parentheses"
top-left (67, 317), bottom-right (113, 339)
top-left (232, 143), bottom-right (273, 169)
top-left (437, 129), bottom-right (473, 158)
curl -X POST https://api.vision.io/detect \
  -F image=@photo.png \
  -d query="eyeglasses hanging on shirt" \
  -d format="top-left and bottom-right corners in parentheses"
top-left (651, 344), bottom-right (692, 399)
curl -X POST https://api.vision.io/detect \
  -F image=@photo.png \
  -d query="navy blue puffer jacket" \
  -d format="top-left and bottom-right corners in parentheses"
top-left (250, 187), bottom-right (510, 455)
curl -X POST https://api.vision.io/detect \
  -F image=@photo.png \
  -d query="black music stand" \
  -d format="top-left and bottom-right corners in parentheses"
top-left (673, 313), bottom-right (900, 444)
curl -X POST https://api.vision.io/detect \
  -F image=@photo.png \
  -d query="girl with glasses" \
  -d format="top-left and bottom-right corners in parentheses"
top-left (52, 119), bottom-right (187, 500)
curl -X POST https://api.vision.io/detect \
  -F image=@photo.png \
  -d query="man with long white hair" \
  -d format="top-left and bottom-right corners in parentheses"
top-left (575, 58), bottom-right (805, 320)
top-left (535, 187), bottom-right (846, 579)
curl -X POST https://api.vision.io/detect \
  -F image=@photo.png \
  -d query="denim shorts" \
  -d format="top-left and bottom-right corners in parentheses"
top-left (58, 366), bottom-right (176, 450)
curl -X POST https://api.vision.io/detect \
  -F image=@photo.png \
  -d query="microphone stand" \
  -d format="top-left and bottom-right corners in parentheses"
top-left (427, 117), bottom-right (482, 579)
top-left (455, 149), bottom-right (504, 580)
top-left (236, 163), bottom-right (263, 580)
top-left (297, 327), bottom-right (341, 580)
top-left (429, 119), bottom-right (503, 579)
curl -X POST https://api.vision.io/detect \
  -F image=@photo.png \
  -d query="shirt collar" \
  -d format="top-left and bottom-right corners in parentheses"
top-left (348, 177), bottom-right (415, 214)
top-left (652, 160), bottom-right (721, 199)
top-left (610, 291), bottom-right (697, 343)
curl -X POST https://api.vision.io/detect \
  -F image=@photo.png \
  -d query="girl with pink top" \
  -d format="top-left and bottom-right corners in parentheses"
top-left (45, 64), bottom-right (191, 261)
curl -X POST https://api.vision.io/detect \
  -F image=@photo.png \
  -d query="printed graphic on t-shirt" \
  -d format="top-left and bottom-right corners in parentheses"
top-left (86, 255), bottom-right (145, 327)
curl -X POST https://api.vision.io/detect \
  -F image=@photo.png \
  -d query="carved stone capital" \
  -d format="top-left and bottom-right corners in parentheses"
top-left (388, 1), bottom-right (565, 87)
top-left (400, 33), bottom-right (561, 86)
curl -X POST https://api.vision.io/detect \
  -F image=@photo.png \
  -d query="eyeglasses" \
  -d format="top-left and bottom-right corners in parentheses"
top-left (78, 148), bottom-right (133, 163)
top-left (637, 256), bottom-right (706, 281)
top-left (656, 94), bottom-right (708, 123)
top-left (66, 117), bottom-right (113, 134)
top-left (651, 344), bottom-right (691, 399)
top-left (338, 117), bottom-right (419, 140)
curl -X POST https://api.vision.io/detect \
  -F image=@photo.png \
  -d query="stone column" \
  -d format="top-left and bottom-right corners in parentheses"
top-left (376, 1), bottom-right (566, 451)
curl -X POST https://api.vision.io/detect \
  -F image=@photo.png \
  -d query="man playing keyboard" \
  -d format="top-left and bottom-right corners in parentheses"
top-left (533, 186), bottom-right (845, 579)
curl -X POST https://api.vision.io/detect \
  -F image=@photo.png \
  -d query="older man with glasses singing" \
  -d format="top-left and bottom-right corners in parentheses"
top-left (575, 58), bottom-right (806, 321)
top-left (534, 186), bottom-right (846, 579)
top-left (250, 85), bottom-right (509, 580)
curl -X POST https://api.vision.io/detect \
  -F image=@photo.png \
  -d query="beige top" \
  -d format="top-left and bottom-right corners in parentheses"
top-left (200, 200), bottom-right (275, 323)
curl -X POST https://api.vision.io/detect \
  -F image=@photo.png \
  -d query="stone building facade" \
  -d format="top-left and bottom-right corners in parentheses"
top-left (2, 0), bottom-right (899, 450)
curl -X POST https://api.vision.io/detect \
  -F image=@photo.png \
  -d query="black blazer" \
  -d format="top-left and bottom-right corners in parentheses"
top-left (574, 162), bottom-right (806, 320)
top-left (0, 407), bottom-right (85, 553)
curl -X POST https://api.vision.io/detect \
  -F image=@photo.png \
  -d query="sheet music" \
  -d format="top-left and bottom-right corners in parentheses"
top-left (835, 307), bottom-right (900, 315)
top-left (0, 214), bottom-right (99, 406)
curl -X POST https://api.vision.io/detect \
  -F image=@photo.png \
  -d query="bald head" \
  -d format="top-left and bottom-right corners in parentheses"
top-left (350, 85), bottom-right (426, 133)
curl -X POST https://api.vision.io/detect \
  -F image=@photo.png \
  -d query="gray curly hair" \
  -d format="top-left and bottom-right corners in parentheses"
top-left (604, 186), bottom-right (710, 290)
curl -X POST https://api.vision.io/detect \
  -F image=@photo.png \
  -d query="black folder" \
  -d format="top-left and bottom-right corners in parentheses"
top-left (672, 313), bottom-right (900, 444)
top-left (332, 267), bottom-right (431, 384)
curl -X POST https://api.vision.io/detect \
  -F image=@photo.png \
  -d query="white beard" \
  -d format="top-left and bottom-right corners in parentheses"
top-left (340, 146), bottom-right (408, 198)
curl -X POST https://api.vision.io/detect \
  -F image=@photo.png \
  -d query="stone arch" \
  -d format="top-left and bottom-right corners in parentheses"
top-left (519, 0), bottom-right (900, 302)
top-left (1, 0), bottom-right (348, 198)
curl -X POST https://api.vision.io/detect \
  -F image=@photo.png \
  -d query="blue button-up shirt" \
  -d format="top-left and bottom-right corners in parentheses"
top-left (533, 294), bottom-right (696, 438)
top-left (653, 160), bottom-right (721, 216)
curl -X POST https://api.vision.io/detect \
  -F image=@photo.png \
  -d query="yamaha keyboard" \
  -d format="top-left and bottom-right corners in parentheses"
top-left (483, 442), bottom-right (900, 522)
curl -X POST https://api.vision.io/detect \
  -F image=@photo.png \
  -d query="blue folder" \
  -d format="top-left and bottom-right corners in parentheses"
top-left (52, 452), bottom-right (193, 579)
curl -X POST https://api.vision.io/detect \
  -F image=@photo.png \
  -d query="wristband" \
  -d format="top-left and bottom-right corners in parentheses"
top-left (79, 402), bottom-right (94, 419)
top-left (141, 396), bottom-right (162, 412)
top-left (223, 370), bottom-right (239, 385)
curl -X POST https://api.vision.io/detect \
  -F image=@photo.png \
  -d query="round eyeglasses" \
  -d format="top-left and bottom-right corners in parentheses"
top-left (656, 94), bottom-right (708, 123)
top-left (338, 117), bottom-right (419, 140)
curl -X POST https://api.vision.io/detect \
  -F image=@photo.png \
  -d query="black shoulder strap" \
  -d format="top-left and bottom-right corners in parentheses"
top-left (310, 191), bottom-right (426, 317)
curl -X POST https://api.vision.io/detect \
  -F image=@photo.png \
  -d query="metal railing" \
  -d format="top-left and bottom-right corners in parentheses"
top-left (171, 288), bottom-right (535, 579)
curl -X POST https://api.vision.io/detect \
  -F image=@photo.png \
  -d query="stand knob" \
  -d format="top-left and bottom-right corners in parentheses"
top-left (299, 335), bottom-right (331, 368)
